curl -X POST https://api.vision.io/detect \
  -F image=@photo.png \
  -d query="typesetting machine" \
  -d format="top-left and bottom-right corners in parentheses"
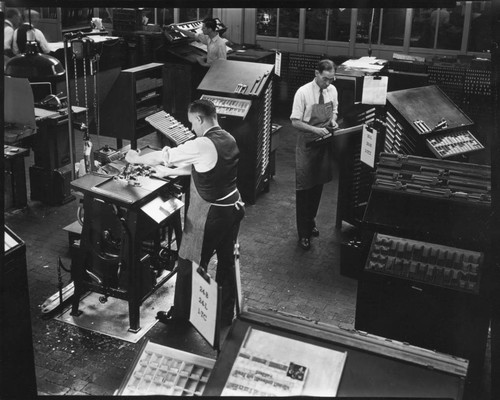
top-left (69, 148), bottom-right (185, 332)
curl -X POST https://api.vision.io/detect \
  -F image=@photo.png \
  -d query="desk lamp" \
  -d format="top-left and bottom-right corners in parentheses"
top-left (4, 9), bottom-right (65, 78)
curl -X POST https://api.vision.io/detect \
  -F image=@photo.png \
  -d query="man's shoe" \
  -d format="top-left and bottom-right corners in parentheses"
top-left (298, 237), bottom-right (311, 250)
top-left (311, 227), bottom-right (320, 237)
top-left (156, 307), bottom-right (188, 325)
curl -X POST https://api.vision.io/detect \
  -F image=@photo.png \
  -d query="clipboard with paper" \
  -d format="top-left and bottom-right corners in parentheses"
top-left (361, 75), bottom-right (388, 105)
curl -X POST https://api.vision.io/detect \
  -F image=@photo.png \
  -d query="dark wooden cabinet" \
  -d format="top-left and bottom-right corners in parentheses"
top-left (100, 62), bottom-right (166, 148)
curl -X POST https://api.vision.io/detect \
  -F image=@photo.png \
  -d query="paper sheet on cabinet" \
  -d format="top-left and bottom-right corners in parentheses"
top-left (361, 75), bottom-right (388, 105)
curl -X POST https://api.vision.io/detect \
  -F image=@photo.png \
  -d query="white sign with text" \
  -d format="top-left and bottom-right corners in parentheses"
top-left (360, 125), bottom-right (377, 168)
top-left (189, 262), bottom-right (218, 347)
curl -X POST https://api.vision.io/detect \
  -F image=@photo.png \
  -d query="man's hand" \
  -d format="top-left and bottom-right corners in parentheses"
top-left (153, 165), bottom-right (178, 177)
top-left (316, 126), bottom-right (330, 137)
top-left (125, 149), bottom-right (141, 164)
top-left (331, 120), bottom-right (339, 129)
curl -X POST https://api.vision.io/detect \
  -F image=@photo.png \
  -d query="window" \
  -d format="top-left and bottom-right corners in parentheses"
top-left (356, 9), bottom-right (381, 44)
top-left (380, 9), bottom-right (406, 46)
top-left (305, 9), bottom-right (327, 40)
top-left (411, 3), bottom-right (465, 50)
top-left (328, 8), bottom-right (351, 42)
top-left (179, 8), bottom-right (212, 22)
top-left (179, 8), bottom-right (197, 22)
top-left (256, 8), bottom-right (277, 36)
top-left (468, 1), bottom-right (492, 52)
top-left (278, 8), bottom-right (300, 38)
top-left (157, 8), bottom-right (174, 26)
top-left (139, 8), bottom-right (154, 26)
top-left (305, 8), bottom-right (351, 42)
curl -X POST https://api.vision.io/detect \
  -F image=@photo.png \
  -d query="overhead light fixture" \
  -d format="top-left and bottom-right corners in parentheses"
top-left (5, 42), bottom-right (65, 78)
top-left (4, 9), bottom-right (65, 78)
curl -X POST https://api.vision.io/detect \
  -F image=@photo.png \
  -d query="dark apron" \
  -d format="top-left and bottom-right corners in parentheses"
top-left (178, 177), bottom-right (211, 265)
top-left (295, 101), bottom-right (335, 190)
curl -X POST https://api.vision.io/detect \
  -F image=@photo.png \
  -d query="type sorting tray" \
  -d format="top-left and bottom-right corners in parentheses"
top-left (365, 233), bottom-right (483, 294)
top-left (200, 94), bottom-right (252, 119)
top-left (146, 110), bottom-right (196, 146)
top-left (117, 340), bottom-right (215, 396)
top-left (425, 129), bottom-right (484, 159)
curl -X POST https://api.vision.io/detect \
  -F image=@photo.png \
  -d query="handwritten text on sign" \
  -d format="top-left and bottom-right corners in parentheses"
top-left (360, 125), bottom-right (377, 168)
top-left (190, 262), bottom-right (218, 347)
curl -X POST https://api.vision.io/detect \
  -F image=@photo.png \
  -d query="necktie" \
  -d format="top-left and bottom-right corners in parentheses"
top-left (319, 88), bottom-right (324, 105)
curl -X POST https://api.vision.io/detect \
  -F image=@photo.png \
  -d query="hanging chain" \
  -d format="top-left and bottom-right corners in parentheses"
top-left (93, 55), bottom-right (100, 141)
top-left (73, 56), bottom-right (79, 107)
top-left (82, 58), bottom-right (90, 135)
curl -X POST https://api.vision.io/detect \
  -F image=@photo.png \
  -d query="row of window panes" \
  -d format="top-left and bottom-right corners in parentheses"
top-left (95, 8), bottom-right (212, 26)
top-left (257, 3), bottom-right (491, 53)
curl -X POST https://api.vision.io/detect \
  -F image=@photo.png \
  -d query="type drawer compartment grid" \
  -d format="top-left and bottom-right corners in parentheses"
top-left (118, 341), bottom-right (215, 396)
top-left (365, 233), bottom-right (483, 294)
top-left (426, 129), bottom-right (484, 159)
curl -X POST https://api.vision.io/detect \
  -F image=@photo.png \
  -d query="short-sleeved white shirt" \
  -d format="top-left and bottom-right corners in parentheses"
top-left (290, 79), bottom-right (338, 124)
top-left (195, 33), bottom-right (227, 65)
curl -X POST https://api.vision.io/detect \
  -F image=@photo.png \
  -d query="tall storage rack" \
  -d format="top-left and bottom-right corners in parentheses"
top-left (198, 60), bottom-right (274, 204)
top-left (100, 62), bottom-right (166, 148)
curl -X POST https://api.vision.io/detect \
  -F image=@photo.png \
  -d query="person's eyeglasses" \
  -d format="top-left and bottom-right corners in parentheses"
top-left (321, 76), bottom-right (336, 83)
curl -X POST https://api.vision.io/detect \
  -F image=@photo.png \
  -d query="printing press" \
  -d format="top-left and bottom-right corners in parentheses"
top-left (69, 146), bottom-right (186, 332)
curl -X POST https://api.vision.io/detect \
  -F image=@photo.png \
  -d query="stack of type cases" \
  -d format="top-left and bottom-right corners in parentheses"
top-left (355, 231), bottom-right (490, 385)
top-left (364, 152), bottom-right (491, 249)
top-left (370, 152), bottom-right (491, 206)
top-left (365, 233), bottom-right (483, 294)
top-left (384, 85), bottom-right (483, 159)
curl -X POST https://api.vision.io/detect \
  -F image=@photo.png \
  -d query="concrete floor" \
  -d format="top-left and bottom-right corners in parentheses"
top-left (3, 110), bottom-right (492, 398)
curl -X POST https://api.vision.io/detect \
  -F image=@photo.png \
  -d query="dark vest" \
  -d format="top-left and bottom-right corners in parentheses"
top-left (192, 128), bottom-right (239, 203)
top-left (16, 24), bottom-right (41, 54)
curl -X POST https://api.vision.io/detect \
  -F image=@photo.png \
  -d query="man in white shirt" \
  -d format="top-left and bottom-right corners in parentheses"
top-left (13, 9), bottom-right (51, 55)
top-left (290, 59), bottom-right (339, 250)
top-left (176, 18), bottom-right (226, 67)
top-left (125, 99), bottom-right (245, 327)
top-left (4, 8), bottom-right (21, 58)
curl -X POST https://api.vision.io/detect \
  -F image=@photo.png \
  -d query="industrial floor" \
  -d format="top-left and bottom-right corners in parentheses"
top-left (4, 109), bottom-right (492, 399)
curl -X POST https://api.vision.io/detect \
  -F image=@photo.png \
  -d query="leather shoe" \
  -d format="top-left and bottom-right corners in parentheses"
top-left (156, 307), bottom-right (188, 325)
top-left (298, 237), bottom-right (311, 250)
top-left (311, 227), bottom-right (320, 237)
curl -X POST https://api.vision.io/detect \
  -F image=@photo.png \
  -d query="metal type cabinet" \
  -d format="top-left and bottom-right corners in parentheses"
top-left (355, 233), bottom-right (489, 388)
top-left (384, 85), bottom-right (483, 160)
top-left (69, 171), bottom-right (183, 332)
top-left (1, 227), bottom-right (37, 398)
top-left (203, 309), bottom-right (468, 399)
top-left (4, 145), bottom-right (30, 209)
top-left (198, 59), bottom-right (274, 204)
top-left (363, 153), bottom-right (491, 251)
top-left (100, 63), bottom-right (166, 149)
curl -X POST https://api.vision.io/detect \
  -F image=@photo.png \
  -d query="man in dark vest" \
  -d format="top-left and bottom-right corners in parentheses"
top-left (13, 9), bottom-right (51, 55)
top-left (125, 99), bottom-right (245, 326)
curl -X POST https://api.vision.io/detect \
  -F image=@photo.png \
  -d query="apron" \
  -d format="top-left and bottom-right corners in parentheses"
top-left (178, 177), bottom-right (211, 265)
top-left (295, 101), bottom-right (335, 190)
top-left (178, 172), bottom-right (244, 266)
